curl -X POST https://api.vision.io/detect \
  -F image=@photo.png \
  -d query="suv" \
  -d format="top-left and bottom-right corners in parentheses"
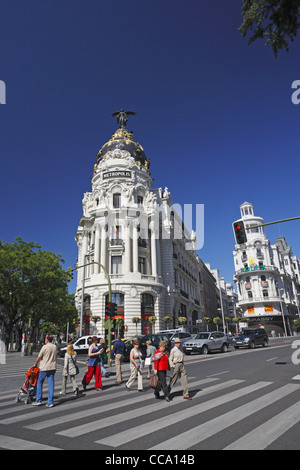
top-left (183, 331), bottom-right (230, 355)
top-left (233, 328), bottom-right (268, 349)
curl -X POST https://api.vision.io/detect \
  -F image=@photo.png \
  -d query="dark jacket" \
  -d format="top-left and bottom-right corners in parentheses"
top-left (111, 339), bottom-right (126, 357)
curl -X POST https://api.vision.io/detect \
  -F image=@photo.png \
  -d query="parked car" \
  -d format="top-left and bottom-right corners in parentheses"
top-left (232, 328), bottom-right (268, 349)
top-left (58, 335), bottom-right (104, 357)
top-left (182, 331), bottom-right (230, 355)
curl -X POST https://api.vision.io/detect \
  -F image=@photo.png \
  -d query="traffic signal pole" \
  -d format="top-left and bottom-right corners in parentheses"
top-left (248, 216), bottom-right (300, 230)
top-left (71, 261), bottom-right (113, 366)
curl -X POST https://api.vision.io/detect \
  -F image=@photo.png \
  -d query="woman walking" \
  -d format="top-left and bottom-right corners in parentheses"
top-left (60, 344), bottom-right (79, 396)
top-left (82, 336), bottom-right (104, 391)
top-left (125, 340), bottom-right (145, 392)
top-left (146, 340), bottom-right (156, 379)
top-left (153, 341), bottom-right (170, 402)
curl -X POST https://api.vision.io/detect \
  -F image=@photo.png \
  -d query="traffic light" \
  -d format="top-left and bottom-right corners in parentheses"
top-left (66, 266), bottom-right (74, 282)
top-left (110, 302), bottom-right (117, 318)
top-left (233, 220), bottom-right (247, 245)
top-left (105, 302), bottom-right (111, 318)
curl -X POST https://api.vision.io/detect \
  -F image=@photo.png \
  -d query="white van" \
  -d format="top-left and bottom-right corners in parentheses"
top-left (58, 335), bottom-right (104, 357)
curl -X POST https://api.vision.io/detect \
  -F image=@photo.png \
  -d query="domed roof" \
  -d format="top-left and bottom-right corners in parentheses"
top-left (97, 128), bottom-right (149, 168)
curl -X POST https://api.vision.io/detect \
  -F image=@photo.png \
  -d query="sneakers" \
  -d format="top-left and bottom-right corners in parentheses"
top-left (32, 401), bottom-right (42, 406)
top-left (46, 403), bottom-right (54, 408)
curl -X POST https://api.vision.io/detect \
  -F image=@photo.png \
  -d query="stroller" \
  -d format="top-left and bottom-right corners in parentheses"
top-left (15, 366), bottom-right (40, 405)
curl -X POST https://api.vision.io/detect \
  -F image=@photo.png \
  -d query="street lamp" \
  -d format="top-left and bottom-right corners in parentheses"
top-left (279, 289), bottom-right (288, 337)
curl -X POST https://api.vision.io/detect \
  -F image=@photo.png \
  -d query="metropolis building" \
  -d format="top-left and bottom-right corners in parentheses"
top-left (74, 112), bottom-right (204, 337)
top-left (233, 202), bottom-right (300, 335)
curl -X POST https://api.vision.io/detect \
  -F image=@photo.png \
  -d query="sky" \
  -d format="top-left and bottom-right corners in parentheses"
top-left (1, 0), bottom-right (300, 295)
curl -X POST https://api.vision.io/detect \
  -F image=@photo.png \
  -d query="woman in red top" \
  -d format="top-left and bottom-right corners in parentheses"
top-left (153, 341), bottom-right (170, 402)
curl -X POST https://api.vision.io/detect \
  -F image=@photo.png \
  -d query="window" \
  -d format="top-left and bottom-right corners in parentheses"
top-left (142, 293), bottom-right (154, 307)
top-left (138, 257), bottom-right (146, 274)
top-left (263, 290), bottom-right (269, 298)
top-left (261, 275), bottom-right (266, 281)
top-left (248, 291), bottom-right (253, 298)
top-left (113, 193), bottom-right (121, 209)
top-left (111, 256), bottom-right (122, 274)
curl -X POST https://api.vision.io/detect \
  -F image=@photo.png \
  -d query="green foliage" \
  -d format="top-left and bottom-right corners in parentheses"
top-left (0, 238), bottom-right (77, 347)
top-left (239, 0), bottom-right (300, 58)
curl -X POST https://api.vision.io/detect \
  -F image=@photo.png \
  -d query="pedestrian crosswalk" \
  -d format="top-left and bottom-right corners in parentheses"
top-left (0, 369), bottom-right (299, 450)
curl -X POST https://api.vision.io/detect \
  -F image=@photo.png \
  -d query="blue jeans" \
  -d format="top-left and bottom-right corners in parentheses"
top-left (36, 370), bottom-right (56, 405)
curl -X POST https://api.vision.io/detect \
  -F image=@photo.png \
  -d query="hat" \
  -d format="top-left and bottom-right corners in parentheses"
top-left (173, 337), bottom-right (181, 343)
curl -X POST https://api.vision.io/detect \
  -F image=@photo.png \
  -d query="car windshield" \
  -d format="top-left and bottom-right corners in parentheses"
top-left (240, 330), bottom-right (255, 337)
top-left (194, 333), bottom-right (210, 340)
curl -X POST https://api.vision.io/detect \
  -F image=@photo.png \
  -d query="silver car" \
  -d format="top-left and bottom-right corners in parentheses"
top-left (182, 331), bottom-right (230, 355)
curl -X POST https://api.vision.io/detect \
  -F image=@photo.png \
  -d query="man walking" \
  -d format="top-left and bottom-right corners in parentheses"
top-left (32, 335), bottom-right (57, 407)
top-left (111, 335), bottom-right (125, 384)
top-left (169, 338), bottom-right (192, 400)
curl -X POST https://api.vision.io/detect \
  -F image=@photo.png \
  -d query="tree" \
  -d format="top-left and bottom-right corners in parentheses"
top-left (163, 315), bottom-right (173, 329)
top-left (239, 0), bottom-right (300, 58)
top-left (294, 318), bottom-right (300, 332)
top-left (204, 317), bottom-right (212, 331)
top-left (178, 316), bottom-right (187, 326)
top-left (213, 316), bottom-right (221, 331)
top-left (0, 238), bottom-right (77, 350)
top-left (132, 317), bottom-right (141, 335)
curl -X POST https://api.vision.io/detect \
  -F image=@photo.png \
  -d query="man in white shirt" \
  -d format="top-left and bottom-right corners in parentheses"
top-left (32, 335), bottom-right (57, 408)
top-left (169, 338), bottom-right (192, 400)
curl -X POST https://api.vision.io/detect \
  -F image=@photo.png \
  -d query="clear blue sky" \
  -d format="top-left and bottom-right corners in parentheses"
top-left (1, 1), bottom-right (300, 294)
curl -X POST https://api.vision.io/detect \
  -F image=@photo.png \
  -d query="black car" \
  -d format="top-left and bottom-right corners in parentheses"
top-left (233, 328), bottom-right (269, 349)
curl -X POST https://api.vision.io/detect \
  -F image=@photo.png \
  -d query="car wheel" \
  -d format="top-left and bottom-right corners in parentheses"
top-left (221, 343), bottom-right (228, 353)
top-left (185, 351), bottom-right (191, 355)
top-left (201, 345), bottom-right (209, 355)
top-left (262, 340), bottom-right (268, 347)
top-left (234, 346), bottom-right (239, 349)
top-left (249, 341), bottom-right (255, 349)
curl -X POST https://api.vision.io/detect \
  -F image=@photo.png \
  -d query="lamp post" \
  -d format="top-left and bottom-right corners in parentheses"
top-left (73, 260), bottom-right (112, 360)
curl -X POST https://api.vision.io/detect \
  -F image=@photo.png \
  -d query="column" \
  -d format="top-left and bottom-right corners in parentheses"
top-left (124, 221), bottom-right (131, 274)
top-left (100, 224), bottom-right (107, 272)
top-left (132, 222), bottom-right (138, 273)
top-left (94, 225), bottom-right (100, 274)
top-left (151, 226), bottom-right (157, 277)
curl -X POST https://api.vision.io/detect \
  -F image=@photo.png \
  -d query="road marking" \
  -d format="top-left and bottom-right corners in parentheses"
top-left (0, 434), bottom-right (61, 450)
top-left (224, 401), bottom-right (300, 450)
top-left (95, 381), bottom-right (269, 447)
top-left (56, 378), bottom-right (239, 438)
top-left (207, 370), bottom-right (229, 377)
top-left (292, 375), bottom-right (300, 380)
top-left (266, 357), bottom-right (277, 362)
top-left (149, 383), bottom-right (300, 450)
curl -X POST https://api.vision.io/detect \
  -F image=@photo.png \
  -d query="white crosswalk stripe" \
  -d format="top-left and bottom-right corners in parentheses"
top-left (0, 373), bottom-right (299, 450)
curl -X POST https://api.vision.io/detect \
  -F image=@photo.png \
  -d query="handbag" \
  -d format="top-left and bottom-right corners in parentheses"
top-left (148, 375), bottom-right (159, 389)
top-left (71, 356), bottom-right (79, 375)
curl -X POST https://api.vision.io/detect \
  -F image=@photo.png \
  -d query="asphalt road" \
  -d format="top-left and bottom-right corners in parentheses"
top-left (0, 336), bottom-right (299, 452)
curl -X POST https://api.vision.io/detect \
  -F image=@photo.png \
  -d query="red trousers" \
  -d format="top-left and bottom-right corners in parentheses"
top-left (82, 365), bottom-right (102, 389)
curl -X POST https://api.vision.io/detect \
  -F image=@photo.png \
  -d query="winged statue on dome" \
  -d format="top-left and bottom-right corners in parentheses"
top-left (112, 109), bottom-right (136, 129)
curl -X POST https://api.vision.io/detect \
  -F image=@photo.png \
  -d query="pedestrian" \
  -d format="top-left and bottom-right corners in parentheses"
top-left (60, 344), bottom-right (79, 396)
top-left (111, 335), bottom-right (126, 384)
top-left (99, 338), bottom-right (110, 377)
top-left (153, 341), bottom-right (170, 402)
top-left (82, 336), bottom-right (104, 391)
top-left (125, 340), bottom-right (145, 392)
top-left (146, 340), bottom-right (156, 379)
top-left (32, 335), bottom-right (57, 408)
top-left (169, 338), bottom-right (192, 400)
